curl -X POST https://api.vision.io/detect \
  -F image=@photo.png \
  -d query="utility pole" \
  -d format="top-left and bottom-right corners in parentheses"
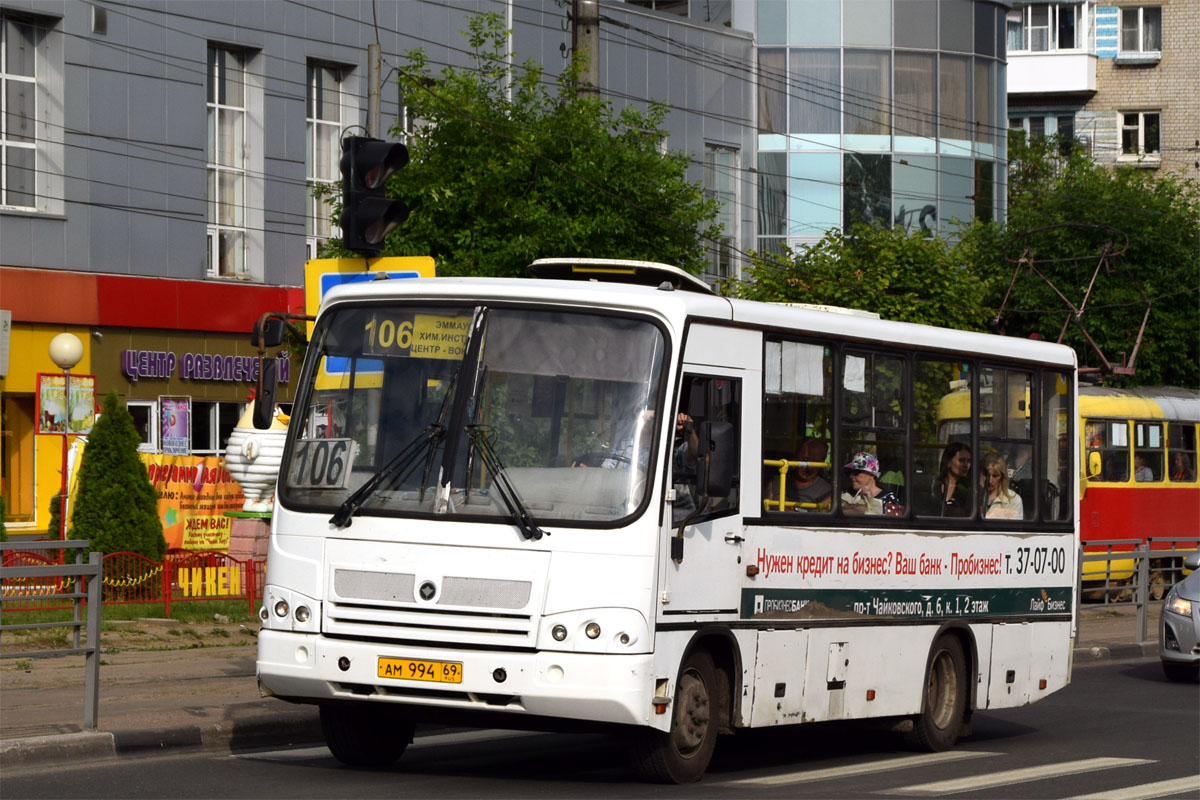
top-left (572, 0), bottom-right (599, 96)
top-left (367, 43), bottom-right (381, 138)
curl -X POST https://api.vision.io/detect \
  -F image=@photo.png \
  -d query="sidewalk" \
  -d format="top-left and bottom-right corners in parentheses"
top-left (0, 606), bottom-right (1161, 772)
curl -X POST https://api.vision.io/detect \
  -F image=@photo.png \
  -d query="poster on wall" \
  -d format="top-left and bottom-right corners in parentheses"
top-left (160, 396), bottom-right (191, 455)
top-left (36, 373), bottom-right (96, 435)
top-left (141, 454), bottom-right (246, 551)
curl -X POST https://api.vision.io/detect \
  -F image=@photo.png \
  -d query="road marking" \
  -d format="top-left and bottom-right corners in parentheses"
top-left (889, 757), bottom-right (1154, 795)
top-left (1065, 774), bottom-right (1200, 800)
top-left (723, 750), bottom-right (999, 786)
top-left (234, 729), bottom-right (550, 761)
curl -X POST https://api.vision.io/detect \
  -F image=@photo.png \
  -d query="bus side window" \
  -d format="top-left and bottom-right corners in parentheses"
top-left (1168, 422), bottom-right (1197, 482)
top-left (1134, 421), bottom-right (1164, 482)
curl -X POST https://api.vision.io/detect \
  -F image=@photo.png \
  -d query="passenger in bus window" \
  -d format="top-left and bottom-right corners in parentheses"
top-left (841, 452), bottom-right (902, 516)
top-left (982, 454), bottom-right (1024, 520)
top-left (768, 438), bottom-right (832, 511)
top-left (1134, 454), bottom-right (1154, 482)
top-left (1171, 452), bottom-right (1195, 482)
top-left (934, 442), bottom-right (972, 517)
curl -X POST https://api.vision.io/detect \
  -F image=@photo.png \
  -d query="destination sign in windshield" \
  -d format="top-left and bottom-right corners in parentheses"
top-left (362, 313), bottom-right (471, 360)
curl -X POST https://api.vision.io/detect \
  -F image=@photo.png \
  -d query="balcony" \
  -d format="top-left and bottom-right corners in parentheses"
top-left (1008, 51), bottom-right (1097, 95)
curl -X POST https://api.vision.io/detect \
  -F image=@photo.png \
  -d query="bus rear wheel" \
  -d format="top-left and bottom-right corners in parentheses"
top-left (320, 702), bottom-right (413, 767)
top-left (911, 635), bottom-right (967, 752)
top-left (629, 650), bottom-right (720, 783)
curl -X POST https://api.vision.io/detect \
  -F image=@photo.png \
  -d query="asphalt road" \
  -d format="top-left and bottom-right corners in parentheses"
top-left (5, 657), bottom-right (1197, 800)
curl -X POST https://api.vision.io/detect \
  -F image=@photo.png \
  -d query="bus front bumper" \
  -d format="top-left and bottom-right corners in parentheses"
top-left (256, 629), bottom-right (658, 728)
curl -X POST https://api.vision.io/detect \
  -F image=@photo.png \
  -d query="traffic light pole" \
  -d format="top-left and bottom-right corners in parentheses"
top-left (368, 43), bottom-right (381, 138)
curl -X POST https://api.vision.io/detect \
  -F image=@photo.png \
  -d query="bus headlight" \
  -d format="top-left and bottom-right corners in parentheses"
top-left (262, 586), bottom-right (321, 633)
top-left (538, 608), bottom-right (648, 653)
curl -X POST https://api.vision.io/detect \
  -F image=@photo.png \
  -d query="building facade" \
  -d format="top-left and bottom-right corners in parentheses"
top-left (1, 0), bottom-right (1007, 538)
top-left (1007, 0), bottom-right (1199, 176)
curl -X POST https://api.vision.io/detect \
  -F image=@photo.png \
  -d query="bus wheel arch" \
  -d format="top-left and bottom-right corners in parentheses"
top-left (629, 630), bottom-right (737, 783)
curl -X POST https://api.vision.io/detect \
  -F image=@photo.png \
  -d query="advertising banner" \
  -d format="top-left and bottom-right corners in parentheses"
top-left (36, 373), bottom-right (96, 434)
top-left (141, 454), bottom-right (245, 551)
top-left (160, 397), bottom-right (191, 455)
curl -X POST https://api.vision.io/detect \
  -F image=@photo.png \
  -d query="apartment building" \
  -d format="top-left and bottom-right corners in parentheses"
top-left (1007, 0), bottom-right (1199, 175)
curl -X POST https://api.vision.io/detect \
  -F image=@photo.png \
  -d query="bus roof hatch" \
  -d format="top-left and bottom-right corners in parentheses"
top-left (528, 258), bottom-right (715, 295)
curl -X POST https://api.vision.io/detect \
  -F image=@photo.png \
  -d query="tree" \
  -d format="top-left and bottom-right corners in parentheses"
top-left (70, 391), bottom-right (165, 562)
top-left (324, 13), bottom-right (722, 277)
top-left (975, 133), bottom-right (1200, 388)
top-left (729, 222), bottom-right (996, 332)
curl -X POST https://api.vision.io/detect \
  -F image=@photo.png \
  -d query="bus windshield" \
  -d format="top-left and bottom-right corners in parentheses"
top-left (279, 303), bottom-right (667, 526)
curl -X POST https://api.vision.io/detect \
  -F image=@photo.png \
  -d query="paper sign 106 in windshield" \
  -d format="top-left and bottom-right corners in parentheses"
top-left (289, 438), bottom-right (357, 489)
top-left (362, 313), bottom-right (471, 360)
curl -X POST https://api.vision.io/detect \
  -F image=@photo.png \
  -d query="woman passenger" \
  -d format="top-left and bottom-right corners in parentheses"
top-left (841, 452), bottom-right (902, 516)
top-left (934, 442), bottom-right (972, 517)
top-left (982, 453), bottom-right (1023, 519)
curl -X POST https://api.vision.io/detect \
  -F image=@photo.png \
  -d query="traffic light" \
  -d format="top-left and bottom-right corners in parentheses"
top-left (340, 136), bottom-right (409, 254)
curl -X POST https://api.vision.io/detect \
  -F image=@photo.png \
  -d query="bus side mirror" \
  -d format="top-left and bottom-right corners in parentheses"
top-left (698, 421), bottom-right (735, 498)
top-left (252, 317), bottom-right (288, 348)
top-left (253, 357), bottom-right (279, 429)
top-left (1087, 450), bottom-right (1102, 479)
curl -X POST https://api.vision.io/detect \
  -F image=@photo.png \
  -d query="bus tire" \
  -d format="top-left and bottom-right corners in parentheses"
top-left (629, 650), bottom-right (720, 783)
top-left (910, 635), bottom-right (967, 752)
top-left (320, 702), bottom-right (413, 767)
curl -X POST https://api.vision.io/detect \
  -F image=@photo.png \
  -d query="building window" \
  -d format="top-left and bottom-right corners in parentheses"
top-left (127, 400), bottom-right (160, 453)
top-left (1, 16), bottom-right (37, 208)
top-left (207, 46), bottom-right (248, 278)
top-left (704, 144), bottom-right (738, 282)
top-left (1120, 6), bottom-right (1161, 53)
top-left (1008, 3), bottom-right (1082, 52)
top-left (191, 401), bottom-right (245, 456)
top-left (1121, 111), bottom-right (1160, 160)
top-left (307, 62), bottom-right (344, 258)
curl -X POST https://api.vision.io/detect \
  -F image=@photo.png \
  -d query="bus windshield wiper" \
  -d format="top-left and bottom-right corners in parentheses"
top-left (329, 425), bottom-right (444, 528)
top-left (467, 426), bottom-right (548, 541)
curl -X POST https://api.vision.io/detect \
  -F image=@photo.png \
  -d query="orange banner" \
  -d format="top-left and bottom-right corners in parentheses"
top-left (140, 454), bottom-right (246, 551)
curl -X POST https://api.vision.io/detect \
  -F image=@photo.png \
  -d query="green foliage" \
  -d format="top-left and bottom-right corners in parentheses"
top-left (47, 494), bottom-right (60, 540)
top-left (730, 223), bottom-right (995, 332)
top-left (974, 133), bottom-right (1200, 387)
top-left (323, 13), bottom-right (722, 276)
top-left (71, 391), bottom-right (165, 562)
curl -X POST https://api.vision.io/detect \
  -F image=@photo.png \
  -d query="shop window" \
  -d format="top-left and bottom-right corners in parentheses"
top-left (127, 400), bottom-right (159, 453)
top-left (191, 401), bottom-right (245, 456)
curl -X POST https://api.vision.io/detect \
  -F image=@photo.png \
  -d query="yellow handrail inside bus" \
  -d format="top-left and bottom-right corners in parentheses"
top-left (763, 458), bottom-right (832, 512)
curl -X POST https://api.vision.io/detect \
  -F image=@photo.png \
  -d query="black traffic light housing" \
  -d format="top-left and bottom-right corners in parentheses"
top-left (340, 136), bottom-right (409, 254)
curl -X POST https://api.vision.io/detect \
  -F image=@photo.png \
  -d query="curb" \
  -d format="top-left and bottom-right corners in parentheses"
top-left (0, 712), bottom-right (322, 772)
top-left (1073, 642), bottom-right (1158, 662)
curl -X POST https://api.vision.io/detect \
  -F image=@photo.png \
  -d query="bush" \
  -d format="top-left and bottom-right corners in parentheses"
top-left (71, 391), bottom-right (165, 562)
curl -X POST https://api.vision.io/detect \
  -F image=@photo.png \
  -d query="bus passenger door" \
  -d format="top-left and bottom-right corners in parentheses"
top-left (662, 370), bottom-right (746, 616)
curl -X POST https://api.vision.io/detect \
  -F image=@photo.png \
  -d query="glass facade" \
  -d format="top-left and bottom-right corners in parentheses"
top-left (756, 0), bottom-right (1007, 252)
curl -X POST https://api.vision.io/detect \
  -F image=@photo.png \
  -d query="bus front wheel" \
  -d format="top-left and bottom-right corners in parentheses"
top-left (320, 702), bottom-right (414, 767)
top-left (911, 635), bottom-right (967, 752)
top-left (629, 650), bottom-right (720, 783)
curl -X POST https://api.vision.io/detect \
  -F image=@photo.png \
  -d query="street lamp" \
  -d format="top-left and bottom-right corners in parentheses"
top-left (49, 333), bottom-right (83, 544)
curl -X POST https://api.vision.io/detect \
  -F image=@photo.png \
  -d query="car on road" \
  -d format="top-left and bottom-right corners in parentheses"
top-left (1160, 552), bottom-right (1200, 682)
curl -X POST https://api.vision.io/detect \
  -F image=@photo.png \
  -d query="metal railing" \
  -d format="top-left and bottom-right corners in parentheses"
top-left (0, 541), bottom-right (103, 729)
top-left (1079, 537), bottom-right (1199, 642)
